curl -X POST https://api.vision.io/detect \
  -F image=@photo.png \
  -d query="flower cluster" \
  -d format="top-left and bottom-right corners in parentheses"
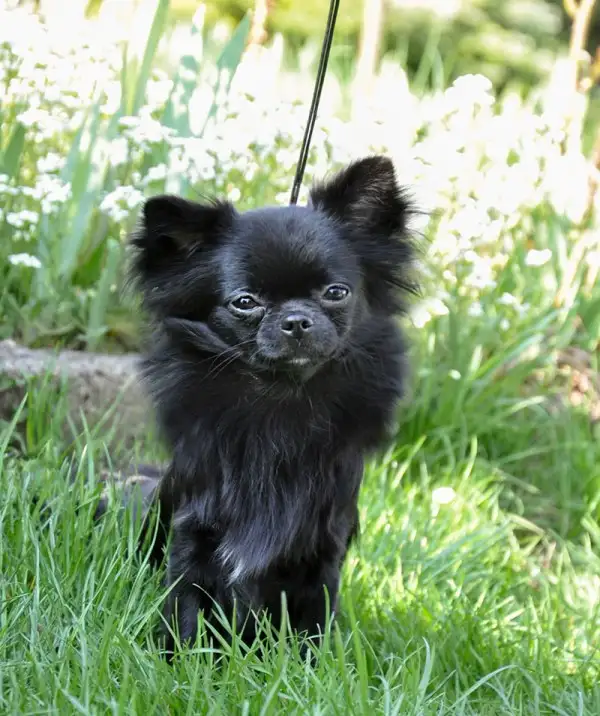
top-left (1, 0), bottom-right (597, 344)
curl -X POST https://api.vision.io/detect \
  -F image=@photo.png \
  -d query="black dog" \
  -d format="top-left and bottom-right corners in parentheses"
top-left (129, 155), bottom-right (418, 654)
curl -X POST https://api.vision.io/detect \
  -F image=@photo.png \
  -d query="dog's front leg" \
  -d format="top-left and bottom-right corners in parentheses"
top-left (287, 557), bottom-right (342, 646)
top-left (162, 510), bottom-right (228, 658)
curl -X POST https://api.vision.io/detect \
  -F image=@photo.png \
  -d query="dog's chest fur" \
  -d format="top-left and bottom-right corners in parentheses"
top-left (166, 377), bottom-right (362, 582)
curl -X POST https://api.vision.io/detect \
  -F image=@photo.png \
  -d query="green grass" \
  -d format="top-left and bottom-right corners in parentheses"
top-left (1, 306), bottom-right (599, 714)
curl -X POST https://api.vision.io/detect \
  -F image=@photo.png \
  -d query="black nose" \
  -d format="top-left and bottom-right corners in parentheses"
top-left (280, 313), bottom-right (314, 339)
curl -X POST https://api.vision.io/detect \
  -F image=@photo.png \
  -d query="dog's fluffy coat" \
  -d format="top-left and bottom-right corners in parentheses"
top-left (130, 155), bottom-right (417, 652)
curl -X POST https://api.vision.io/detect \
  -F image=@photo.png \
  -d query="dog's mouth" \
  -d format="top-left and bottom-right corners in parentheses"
top-left (287, 356), bottom-right (311, 367)
top-left (249, 350), bottom-right (329, 379)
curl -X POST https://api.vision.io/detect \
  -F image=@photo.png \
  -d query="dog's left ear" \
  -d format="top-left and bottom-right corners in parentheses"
top-left (309, 156), bottom-right (418, 311)
top-left (309, 155), bottom-right (403, 226)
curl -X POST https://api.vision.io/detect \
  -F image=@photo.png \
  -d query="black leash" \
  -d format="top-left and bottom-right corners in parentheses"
top-left (289, 0), bottom-right (340, 205)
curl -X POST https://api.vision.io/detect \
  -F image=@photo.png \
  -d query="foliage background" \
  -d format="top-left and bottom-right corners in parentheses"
top-left (167, 0), bottom-right (596, 91)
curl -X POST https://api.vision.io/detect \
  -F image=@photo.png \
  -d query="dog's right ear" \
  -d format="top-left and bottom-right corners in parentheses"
top-left (131, 195), bottom-right (235, 273)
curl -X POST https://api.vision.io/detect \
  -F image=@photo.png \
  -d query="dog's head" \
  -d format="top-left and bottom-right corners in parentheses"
top-left (131, 156), bottom-right (416, 380)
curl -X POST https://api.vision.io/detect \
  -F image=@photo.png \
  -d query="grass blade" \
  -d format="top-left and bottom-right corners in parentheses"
top-left (0, 122), bottom-right (25, 179)
top-left (58, 94), bottom-right (105, 280)
top-left (84, 238), bottom-right (122, 351)
top-left (132, 0), bottom-right (171, 115)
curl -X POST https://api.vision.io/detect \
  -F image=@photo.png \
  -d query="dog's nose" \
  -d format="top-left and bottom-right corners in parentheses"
top-left (280, 313), bottom-right (314, 339)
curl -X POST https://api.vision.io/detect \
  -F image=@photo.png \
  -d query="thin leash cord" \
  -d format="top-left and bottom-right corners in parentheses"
top-left (289, 0), bottom-right (340, 205)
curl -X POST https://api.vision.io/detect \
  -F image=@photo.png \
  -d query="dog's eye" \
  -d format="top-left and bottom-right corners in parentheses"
top-left (230, 294), bottom-right (260, 311)
top-left (323, 284), bottom-right (350, 302)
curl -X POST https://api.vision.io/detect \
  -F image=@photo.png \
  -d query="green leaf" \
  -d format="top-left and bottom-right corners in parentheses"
top-left (412, 21), bottom-right (444, 95)
top-left (199, 12), bottom-right (251, 136)
top-left (58, 94), bottom-right (105, 280)
top-left (578, 292), bottom-right (600, 345)
top-left (60, 106), bottom-right (93, 185)
top-left (119, 43), bottom-right (132, 117)
top-left (84, 238), bottom-right (122, 351)
top-left (162, 6), bottom-right (206, 136)
top-left (131, 0), bottom-right (171, 115)
top-left (0, 122), bottom-right (25, 179)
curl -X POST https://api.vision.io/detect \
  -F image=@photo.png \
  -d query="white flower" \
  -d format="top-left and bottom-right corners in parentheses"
top-left (109, 137), bottom-right (129, 167)
top-left (451, 74), bottom-right (493, 98)
top-left (37, 152), bottom-right (64, 173)
top-left (16, 107), bottom-right (66, 138)
top-left (118, 116), bottom-right (139, 128)
top-left (496, 292), bottom-right (529, 317)
top-left (525, 248), bottom-right (552, 267)
top-left (181, 140), bottom-right (217, 182)
top-left (586, 250), bottom-right (600, 270)
top-left (120, 112), bottom-right (175, 147)
top-left (145, 77), bottom-right (174, 112)
top-left (8, 252), bottom-right (41, 269)
top-left (100, 185), bottom-right (145, 222)
top-left (411, 304), bottom-right (431, 329)
top-left (432, 487), bottom-right (456, 505)
top-left (410, 297), bottom-right (448, 328)
top-left (16, 107), bottom-right (46, 128)
top-left (6, 210), bottom-right (39, 227)
top-left (543, 152), bottom-right (589, 224)
top-left (144, 163), bottom-right (167, 184)
top-left (228, 187), bottom-right (241, 203)
top-left (498, 292), bottom-right (519, 307)
top-left (446, 200), bottom-right (490, 242)
top-left (468, 301), bottom-right (483, 317)
top-left (449, 370), bottom-right (461, 380)
top-left (428, 297), bottom-right (449, 317)
top-left (31, 175), bottom-right (72, 213)
top-left (463, 254), bottom-right (498, 291)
